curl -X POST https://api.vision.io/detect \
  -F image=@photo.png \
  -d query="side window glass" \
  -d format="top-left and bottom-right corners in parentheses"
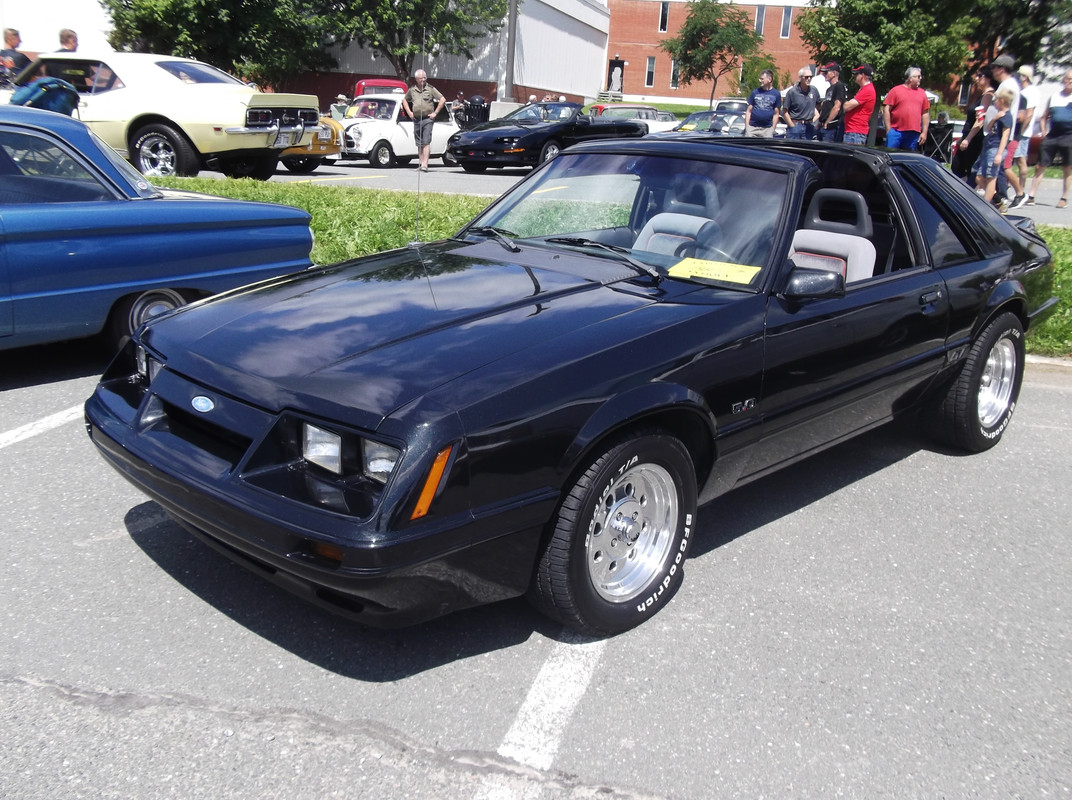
top-left (899, 178), bottom-right (975, 267)
top-left (0, 129), bottom-right (107, 203)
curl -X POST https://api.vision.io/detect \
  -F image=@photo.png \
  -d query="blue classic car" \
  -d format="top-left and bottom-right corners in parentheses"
top-left (87, 138), bottom-right (1056, 635)
top-left (0, 105), bottom-right (314, 351)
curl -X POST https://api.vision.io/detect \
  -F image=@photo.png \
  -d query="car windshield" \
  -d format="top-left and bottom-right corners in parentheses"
top-left (508, 103), bottom-right (576, 122)
top-left (155, 60), bottom-right (246, 85)
top-left (347, 99), bottom-right (396, 120)
top-left (465, 151), bottom-right (790, 289)
top-left (602, 107), bottom-right (655, 119)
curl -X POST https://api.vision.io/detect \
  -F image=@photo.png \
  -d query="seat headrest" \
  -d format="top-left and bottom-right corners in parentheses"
top-left (803, 188), bottom-right (872, 238)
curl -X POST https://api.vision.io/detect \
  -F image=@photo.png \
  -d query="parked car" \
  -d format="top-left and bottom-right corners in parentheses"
top-left (590, 103), bottom-right (679, 132)
top-left (447, 101), bottom-right (647, 172)
top-left (0, 105), bottom-right (314, 351)
top-left (660, 109), bottom-right (746, 136)
top-left (86, 137), bottom-right (1056, 635)
top-left (9, 52), bottom-right (320, 180)
top-left (354, 77), bottom-right (407, 97)
top-left (338, 94), bottom-right (458, 167)
top-left (280, 115), bottom-right (345, 173)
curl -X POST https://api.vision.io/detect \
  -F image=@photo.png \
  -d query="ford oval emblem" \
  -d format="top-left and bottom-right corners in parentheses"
top-left (191, 396), bottom-right (215, 413)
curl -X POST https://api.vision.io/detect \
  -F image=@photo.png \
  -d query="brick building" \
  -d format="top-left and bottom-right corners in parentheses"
top-left (606, 0), bottom-right (815, 106)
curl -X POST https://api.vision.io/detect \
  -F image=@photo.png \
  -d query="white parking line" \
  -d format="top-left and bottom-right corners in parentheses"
top-left (496, 632), bottom-right (606, 770)
top-left (474, 631), bottom-right (606, 798)
top-left (0, 404), bottom-right (83, 450)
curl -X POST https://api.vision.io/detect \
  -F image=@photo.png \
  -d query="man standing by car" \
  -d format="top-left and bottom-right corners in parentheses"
top-left (1, 28), bottom-right (30, 76)
top-left (783, 68), bottom-right (820, 140)
top-left (401, 69), bottom-right (445, 172)
top-left (842, 64), bottom-right (876, 145)
top-left (817, 63), bottom-right (846, 142)
top-left (745, 70), bottom-right (781, 138)
top-left (883, 66), bottom-right (930, 150)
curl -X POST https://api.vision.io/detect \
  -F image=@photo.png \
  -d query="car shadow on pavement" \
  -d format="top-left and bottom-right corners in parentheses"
top-left (0, 337), bottom-right (113, 390)
top-left (691, 416), bottom-right (932, 558)
top-left (125, 501), bottom-right (551, 680)
top-left (125, 416), bottom-right (935, 678)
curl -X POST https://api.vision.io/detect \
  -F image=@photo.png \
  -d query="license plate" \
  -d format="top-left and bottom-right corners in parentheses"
top-left (273, 132), bottom-right (295, 147)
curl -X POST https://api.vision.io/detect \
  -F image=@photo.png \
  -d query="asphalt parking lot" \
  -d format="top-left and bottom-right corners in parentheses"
top-left (2, 336), bottom-right (1070, 798)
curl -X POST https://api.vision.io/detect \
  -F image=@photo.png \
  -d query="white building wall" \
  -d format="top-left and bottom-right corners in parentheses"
top-left (332, 0), bottom-right (609, 101)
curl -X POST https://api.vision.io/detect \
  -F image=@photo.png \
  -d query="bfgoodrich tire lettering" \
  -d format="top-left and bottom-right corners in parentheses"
top-left (530, 430), bottom-right (697, 636)
top-left (928, 311), bottom-right (1024, 452)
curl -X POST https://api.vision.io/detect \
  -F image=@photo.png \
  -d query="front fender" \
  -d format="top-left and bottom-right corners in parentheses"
top-left (562, 382), bottom-right (716, 477)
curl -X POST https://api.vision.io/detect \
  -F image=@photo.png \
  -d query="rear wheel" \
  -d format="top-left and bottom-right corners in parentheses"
top-left (219, 153), bottom-right (278, 180)
top-left (529, 430), bottom-right (697, 636)
top-left (927, 312), bottom-right (1024, 452)
top-left (281, 156), bottom-right (322, 174)
top-left (130, 123), bottom-right (199, 177)
top-left (109, 289), bottom-right (190, 347)
top-left (370, 141), bottom-right (396, 167)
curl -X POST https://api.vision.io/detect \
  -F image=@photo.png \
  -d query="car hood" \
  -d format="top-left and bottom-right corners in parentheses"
top-left (144, 240), bottom-right (666, 426)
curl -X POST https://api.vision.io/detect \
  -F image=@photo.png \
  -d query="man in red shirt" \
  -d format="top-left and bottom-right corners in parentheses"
top-left (883, 66), bottom-right (930, 150)
top-left (842, 65), bottom-right (876, 145)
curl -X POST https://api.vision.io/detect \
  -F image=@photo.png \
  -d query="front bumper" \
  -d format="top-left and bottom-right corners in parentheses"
top-left (447, 145), bottom-right (539, 167)
top-left (84, 378), bottom-right (550, 627)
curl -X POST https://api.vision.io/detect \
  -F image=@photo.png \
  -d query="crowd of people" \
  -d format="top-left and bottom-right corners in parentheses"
top-left (742, 54), bottom-right (1067, 212)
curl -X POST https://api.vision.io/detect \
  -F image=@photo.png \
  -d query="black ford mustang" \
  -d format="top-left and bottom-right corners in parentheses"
top-left (446, 101), bottom-right (647, 172)
top-left (86, 138), bottom-right (1057, 636)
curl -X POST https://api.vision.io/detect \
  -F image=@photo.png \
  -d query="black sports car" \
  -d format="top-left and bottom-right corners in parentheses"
top-left (86, 138), bottom-right (1057, 636)
top-left (446, 101), bottom-right (646, 172)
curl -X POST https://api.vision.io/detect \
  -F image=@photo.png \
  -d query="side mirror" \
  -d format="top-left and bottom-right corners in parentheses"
top-left (781, 265), bottom-right (846, 301)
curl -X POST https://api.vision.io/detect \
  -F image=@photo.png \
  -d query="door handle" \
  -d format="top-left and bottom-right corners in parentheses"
top-left (920, 290), bottom-right (942, 305)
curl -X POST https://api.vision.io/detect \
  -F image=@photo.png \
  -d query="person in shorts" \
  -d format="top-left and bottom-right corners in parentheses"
top-left (1026, 69), bottom-right (1072, 207)
top-left (972, 88), bottom-right (1015, 206)
top-left (401, 69), bottom-right (445, 172)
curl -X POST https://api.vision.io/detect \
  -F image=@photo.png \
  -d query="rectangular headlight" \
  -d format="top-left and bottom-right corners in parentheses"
top-left (134, 345), bottom-right (163, 383)
top-left (303, 423), bottom-right (342, 474)
top-left (363, 439), bottom-right (400, 484)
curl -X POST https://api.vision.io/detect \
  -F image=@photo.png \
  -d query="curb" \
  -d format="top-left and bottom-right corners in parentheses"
top-left (1026, 354), bottom-right (1072, 368)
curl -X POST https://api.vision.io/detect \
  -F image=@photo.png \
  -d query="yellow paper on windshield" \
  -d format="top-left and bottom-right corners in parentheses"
top-left (669, 258), bottom-right (761, 284)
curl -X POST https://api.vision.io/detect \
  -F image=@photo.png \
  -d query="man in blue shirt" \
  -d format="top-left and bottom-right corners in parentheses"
top-left (745, 70), bottom-right (781, 138)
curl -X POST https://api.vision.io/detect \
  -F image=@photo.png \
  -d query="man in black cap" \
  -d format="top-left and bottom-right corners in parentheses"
top-left (989, 54), bottom-right (1023, 208)
top-left (817, 62), bottom-right (846, 142)
top-left (842, 65), bottom-right (876, 145)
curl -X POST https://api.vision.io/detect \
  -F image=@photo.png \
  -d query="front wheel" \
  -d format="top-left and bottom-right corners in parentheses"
top-left (927, 312), bottom-right (1025, 452)
top-left (539, 140), bottom-right (561, 163)
top-left (460, 162), bottom-right (486, 173)
top-left (281, 156), bottom-right (322, 174)
top-left (529, 430), bottom-right (697, 636)
top-left (442, 150), bottom-right (458, 167)
top-left (370, 141), bottom-right (396, 167)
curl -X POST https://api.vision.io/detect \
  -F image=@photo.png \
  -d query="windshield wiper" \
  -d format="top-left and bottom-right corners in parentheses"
top-left (467, 226), bottom-right (521, 253)
top-left (545, 237), bottom-right (662, 282)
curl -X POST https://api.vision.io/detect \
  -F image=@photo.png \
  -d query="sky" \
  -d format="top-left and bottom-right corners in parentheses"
top-left (1, 0), bottom-right (114, 54)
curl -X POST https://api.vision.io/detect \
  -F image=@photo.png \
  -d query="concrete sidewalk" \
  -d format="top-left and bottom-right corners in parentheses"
top-left (1001, 176), bottom-right (1070, 227)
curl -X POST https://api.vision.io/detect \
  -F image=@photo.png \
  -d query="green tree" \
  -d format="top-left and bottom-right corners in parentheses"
top-left (966, 0), bottom-right (1072, 75)
top-left (660, 0), bottom-right (765, 107)
top-left (103, 0), bottom-right (338, 86)
top-left (739, 55), bottom-right (791, 95)
top-left (796, 0), bottom-right (973, 94)
top-left (331, 0), bottom-right (509, 82)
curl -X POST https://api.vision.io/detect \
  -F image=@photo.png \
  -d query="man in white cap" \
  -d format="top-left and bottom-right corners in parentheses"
top-left (1010, 65), bottom-right (1039, 208)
